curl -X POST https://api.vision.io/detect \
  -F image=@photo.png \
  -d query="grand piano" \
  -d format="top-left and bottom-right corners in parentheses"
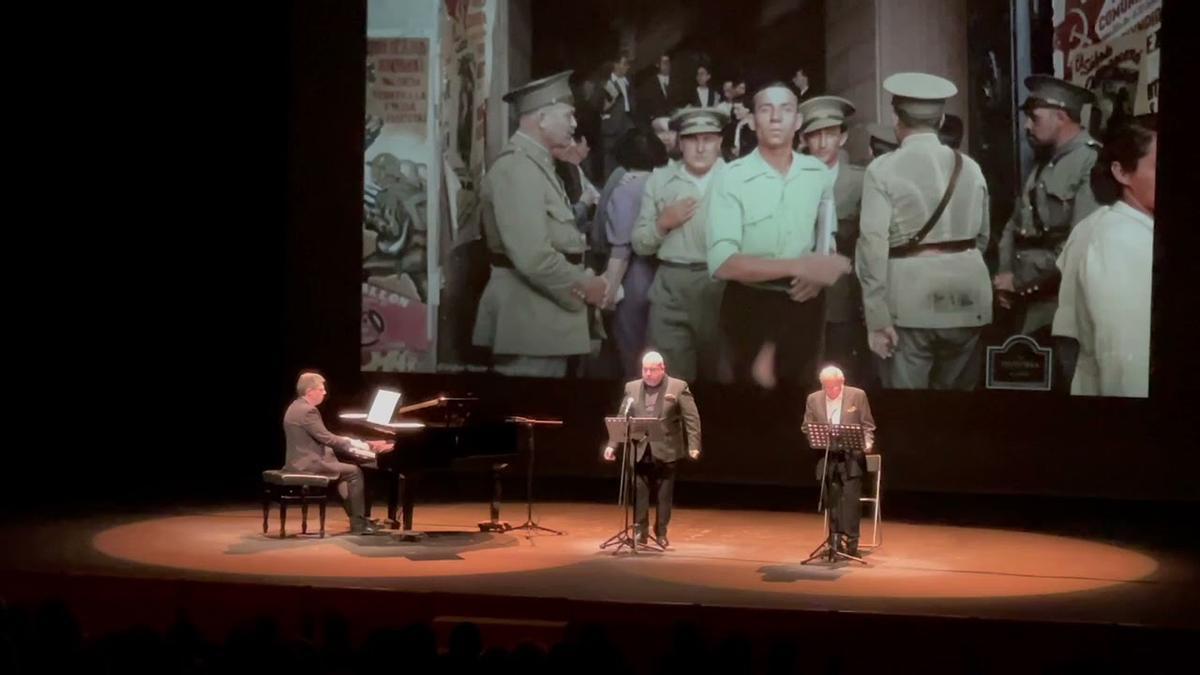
top-left (339, 395), bottom-right (523, 533)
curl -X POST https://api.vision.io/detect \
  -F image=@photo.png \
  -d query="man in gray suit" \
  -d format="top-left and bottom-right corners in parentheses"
top-left (604, 351), bottom-right (701, 549)
top-left (282, 372), bottom-right (391, 534)
top-left (803, 365), bottom-right (876, 556)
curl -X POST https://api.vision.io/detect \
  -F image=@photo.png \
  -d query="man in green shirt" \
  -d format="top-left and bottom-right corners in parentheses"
top-left (704, 82), bottom-right (851, 389)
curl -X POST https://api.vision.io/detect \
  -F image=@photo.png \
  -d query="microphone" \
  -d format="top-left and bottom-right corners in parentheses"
top-left (618, 396), bottom-right (634, 417)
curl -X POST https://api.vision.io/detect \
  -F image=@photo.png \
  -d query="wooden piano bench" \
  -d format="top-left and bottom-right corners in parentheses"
top-left (261, 470), bottom-right (331, 538)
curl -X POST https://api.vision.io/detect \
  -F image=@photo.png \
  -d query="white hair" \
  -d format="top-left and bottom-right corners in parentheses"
top-left (818, 365), bottom-right (845, 383)
top-left (642, 351), bottom-right (665, 367)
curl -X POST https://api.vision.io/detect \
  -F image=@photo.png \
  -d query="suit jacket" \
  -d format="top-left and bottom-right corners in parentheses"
top-left (600, 78), bottom-right (636, 139)
top-left (610, 376), bottom-right (701, 462)
top-left (638, 75), bottom-right (676, 123)
top-left (282, 397), bottom-right (353, 477)
top-left (722, 118), bottom-right (757, 161)
top-left (689, 87), bottom-right (720, 108)
top-left (803, 386), bottom-right (876, 479)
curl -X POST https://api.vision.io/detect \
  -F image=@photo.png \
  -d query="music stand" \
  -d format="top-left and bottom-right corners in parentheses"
top-left (502, 416), bottom-right (565, 537)
top-left (599, 415), bottom-right (665, 554)
top-left (801, 422), bottom-right (868, 565)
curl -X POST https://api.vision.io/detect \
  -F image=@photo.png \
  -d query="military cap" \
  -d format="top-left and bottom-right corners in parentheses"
top-left (797, 95), bottom-right (856, 135)
top-left (883, 72), bottom-right (957, 118)
top-left (1021, 74), bottom-right (1095, 117)
top-left (670, 106), bottom-right (729, 136)
top-left (502, 70), bottom-right (574, 116)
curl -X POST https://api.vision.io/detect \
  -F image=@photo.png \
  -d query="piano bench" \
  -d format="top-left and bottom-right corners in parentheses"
top-left (262, 470), bottom-right (331, 538)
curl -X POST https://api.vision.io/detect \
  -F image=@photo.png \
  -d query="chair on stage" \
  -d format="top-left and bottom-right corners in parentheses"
top-left (823, 453), bottom-right (884, 549)
top-left (261, 470), bottom-right (331, 538)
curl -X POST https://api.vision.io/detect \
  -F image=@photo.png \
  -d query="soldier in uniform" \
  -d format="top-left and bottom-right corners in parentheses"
top-left (472, 71), bottom-right (609, 378)
top-left (856, 73), bottom-right (993, 390)
top-left (632, 107), bottom-right (728, 383)
top-left (994, 75), bottom-right (1100, 389)
top-left (798, 96), bottom-right (871, 387)
top-left (705, 81), bottom-right (852, 391)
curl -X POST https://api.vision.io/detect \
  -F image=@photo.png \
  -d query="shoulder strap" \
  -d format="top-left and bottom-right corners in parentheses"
top-left (905, 150), bottom-right (963, 247)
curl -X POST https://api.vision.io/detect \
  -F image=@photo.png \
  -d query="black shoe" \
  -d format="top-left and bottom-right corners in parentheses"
top-left (656, 535), bottom-right (670, 550)
top-left (636, 529), bottom-right (649, 546)
top-left (350, 519), bottom-right (379, 535)
top-left (845, 538), bottom-right (860, 557)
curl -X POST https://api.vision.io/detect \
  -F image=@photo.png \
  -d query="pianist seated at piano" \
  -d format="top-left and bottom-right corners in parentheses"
top-left (282, 372), bottom-right (392, 535)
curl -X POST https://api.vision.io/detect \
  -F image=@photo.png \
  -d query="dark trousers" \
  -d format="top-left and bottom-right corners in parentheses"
top-left (634, 455), bottom-right (677, 538)
top-left (720, 283), bottom-right (824, 391)
top-left (819, 454), bottom-right (863, 542)
top-left (329, 460), bottom-right (367, 525)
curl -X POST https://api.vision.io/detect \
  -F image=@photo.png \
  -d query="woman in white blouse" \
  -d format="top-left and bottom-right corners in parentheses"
top-left (1052, 123), bottom-right (1156, 397)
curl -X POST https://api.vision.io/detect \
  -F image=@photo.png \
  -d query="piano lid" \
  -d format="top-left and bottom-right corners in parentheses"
top-left (395, 395), bottom-right (479, 417)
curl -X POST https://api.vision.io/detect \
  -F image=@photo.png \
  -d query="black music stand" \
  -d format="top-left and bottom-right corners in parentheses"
top-left (599, 415), bottom-right (664, 554)
top-left (801, 422), bottom-right (868, 565)
top-left (502, 416), bottom-right (566, 537)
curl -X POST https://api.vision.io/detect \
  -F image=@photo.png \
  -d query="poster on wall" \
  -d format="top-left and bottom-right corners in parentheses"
top-left (363, 37), bottom-right (435, 372)
top-left (435, 0), bottom-right (495, 371)
top-left (441, 0), bottom-right (492, 179)
top-left (1053, 0), bottom-right (1160, 133)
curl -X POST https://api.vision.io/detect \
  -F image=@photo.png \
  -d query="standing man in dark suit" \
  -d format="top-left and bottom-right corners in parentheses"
top-left (599, 52), bottom-right (637, 179)
top-left (282, 372), bottom-right (391, 534)
top-left (603, 351), bottom-right (701, 549)
top-left (803, 366), bottom-right (876, 556)
top-left (638, 53), bottom-right (677, 124)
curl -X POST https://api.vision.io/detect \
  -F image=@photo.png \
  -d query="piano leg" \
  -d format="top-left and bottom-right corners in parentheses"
top-left (401, 474), bottom-right (415, 532)
top-left (386, 473), bottom-right (403, 530)
top-left (386, 473), bottom-right (415, 531)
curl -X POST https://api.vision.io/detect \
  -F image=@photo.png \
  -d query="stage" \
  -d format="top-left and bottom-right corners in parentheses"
top-left (4, 501), bottom-right (1197, 649)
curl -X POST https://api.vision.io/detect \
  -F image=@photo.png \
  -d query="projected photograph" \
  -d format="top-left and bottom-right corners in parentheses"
top-left (363, 0), bottom-right (1159, 399)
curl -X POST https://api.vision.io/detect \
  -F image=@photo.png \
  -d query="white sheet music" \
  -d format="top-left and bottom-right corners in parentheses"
top-left (366, 389), bottom-right (401, 424)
